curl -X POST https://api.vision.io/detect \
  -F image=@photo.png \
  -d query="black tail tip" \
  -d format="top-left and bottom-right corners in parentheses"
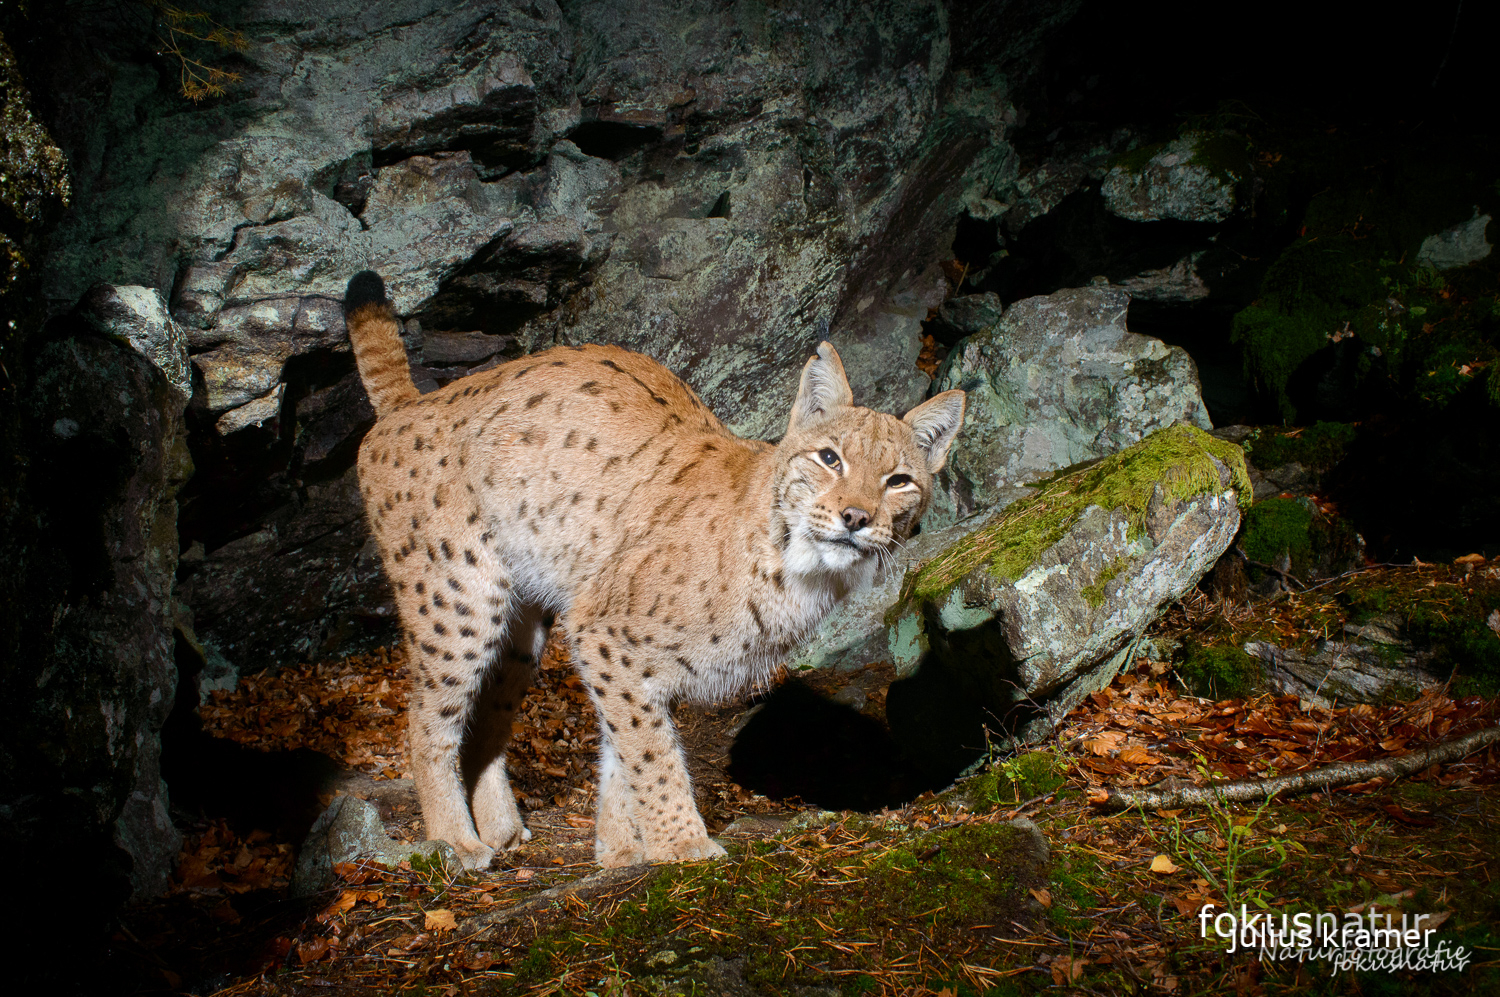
top-left (344, 270), bottom-right (388, 313)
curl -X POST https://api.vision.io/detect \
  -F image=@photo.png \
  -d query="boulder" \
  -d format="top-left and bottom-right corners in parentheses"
top-left (292, 795), bottom-right (458, 897)
top-left (1100, 132), bottom-right (1244, 224)
top-left (1112, 251), bottom-right (1211, 303)
top-left (1244, 614), bottom-right (1446, 707)
top-left (1416, 209), bottom-right (1492, 270)
top-left (176, 466), bottom-right (394, 672)
top-left (927, 285), bottom-right (1212, 529)
top-left (794, 425), bottom-right (1249, 745)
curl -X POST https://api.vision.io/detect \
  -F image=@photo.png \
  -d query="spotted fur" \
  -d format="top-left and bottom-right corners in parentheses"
top-left (343, 270), bottom-right (964, 869)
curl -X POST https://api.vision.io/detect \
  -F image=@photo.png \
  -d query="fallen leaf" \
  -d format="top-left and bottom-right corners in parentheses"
top-left (1382, 804), bottom-right (1437, 827)
top-left (1028, 887), bottom-right (1052, 908)
top-left (564, 814), bottom-right (595, 828)
top-left (316, 890), bottom-right (360, 923)
top-left (425, 909), bottom-right (458, 932)
top-left (1051, 955), bottom-right (1088, 985)
top-left (515, 867), bottom-right (536, 881)
top-left (1455, 553), bottom-right (1486, 565)
top-left (297, 936), bottom-right (333, 964)
top-left (1150, 854), bottom-right (1181, 874)
top-left (1119, 745), bottom-right (1162, 766)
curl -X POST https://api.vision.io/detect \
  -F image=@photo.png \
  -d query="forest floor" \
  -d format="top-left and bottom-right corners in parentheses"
top-left (114, 560), bottom-right (1500, 997)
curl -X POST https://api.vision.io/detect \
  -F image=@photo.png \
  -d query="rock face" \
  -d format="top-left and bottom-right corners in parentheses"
top-left (1100, 133), bottom-right (1243, 224)
top-left (28, 0), bottom-right (1080, 675)
top-left (794, 426), bottom-right (1249, 747)
top-left (7, 292), bottom-right (193, 902)
top-left (927, 285), bottom-right (1212, 529)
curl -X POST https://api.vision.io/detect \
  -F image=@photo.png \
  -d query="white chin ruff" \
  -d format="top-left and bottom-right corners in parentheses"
top-left (816, 540), bottom-right (864, 572)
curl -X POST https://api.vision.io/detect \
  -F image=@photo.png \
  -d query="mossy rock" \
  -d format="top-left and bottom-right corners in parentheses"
top-left (1241, 496), bottom-right (1362, 581)
top-left (1177, 643), bottom-right (1262, 699)
top-left (1229, 150), bottom-right (1500, 423)
top-left (904, 424), bottom-right (1250, 604)
top-left (1345, 578), bottom-right (1500, 697)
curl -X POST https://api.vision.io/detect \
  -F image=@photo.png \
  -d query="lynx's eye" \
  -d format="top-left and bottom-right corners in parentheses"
top-left (817, 448), bottom-right (842, 469)
top-left (885, 473), bottom-right (913, 489)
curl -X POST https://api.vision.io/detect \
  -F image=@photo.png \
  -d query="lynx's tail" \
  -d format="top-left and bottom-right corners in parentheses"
top-left (344, 270), bottom-right (419, 413)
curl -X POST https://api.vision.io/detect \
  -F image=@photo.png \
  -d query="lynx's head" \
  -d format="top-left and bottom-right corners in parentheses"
top-left (773, 342), bottom-right (965, 580)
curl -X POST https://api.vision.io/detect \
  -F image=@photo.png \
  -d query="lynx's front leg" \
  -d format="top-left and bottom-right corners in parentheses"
top-left (579, 647), bottom-right (725, 866)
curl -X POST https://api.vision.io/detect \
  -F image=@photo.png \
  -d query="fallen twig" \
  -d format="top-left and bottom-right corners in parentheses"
top-left (1092, 726), bottom-right (1500, 811)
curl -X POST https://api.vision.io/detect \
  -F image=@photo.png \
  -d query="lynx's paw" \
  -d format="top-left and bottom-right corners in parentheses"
top-left (596, 840), bottom-right (647, 868)
top-left (479, 821), bottom-right (531, 851)
top-left (446, 836), bottom-right (497, 872)
top-left (654, 836), bottom-right (728, 864)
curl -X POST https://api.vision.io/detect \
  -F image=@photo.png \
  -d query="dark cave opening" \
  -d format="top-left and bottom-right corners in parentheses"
top-left (566, 120), bottom-right (664, 161)
top-left (729, 619), bottom-right (1040, 813)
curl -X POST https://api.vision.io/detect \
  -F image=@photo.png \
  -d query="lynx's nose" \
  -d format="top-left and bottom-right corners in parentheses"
top-left (841, 506), bottom-right (870, 531)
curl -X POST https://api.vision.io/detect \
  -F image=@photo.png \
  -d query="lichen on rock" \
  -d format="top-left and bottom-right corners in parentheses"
top-left (1100, 131), bottom-right (1245, 224)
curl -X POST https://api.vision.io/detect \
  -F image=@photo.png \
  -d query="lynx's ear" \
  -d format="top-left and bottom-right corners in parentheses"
top-left (787, 341), bottom-right (854, 433)
top-left (903, 389), bottom-right (966, 473)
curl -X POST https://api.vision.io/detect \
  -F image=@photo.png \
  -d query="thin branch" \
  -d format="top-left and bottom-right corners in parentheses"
top-left (1092, 725), bottom-right (1500, 811)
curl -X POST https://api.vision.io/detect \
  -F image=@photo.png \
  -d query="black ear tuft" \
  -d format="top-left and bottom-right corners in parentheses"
top-left (344, 270), bottom-right (388, 314)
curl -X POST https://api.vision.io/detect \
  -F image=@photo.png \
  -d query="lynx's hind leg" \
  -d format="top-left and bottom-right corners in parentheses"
top-left (400, 544), bottom-right (516, 871)
top-left (462, 604), bottom-right (548, 851)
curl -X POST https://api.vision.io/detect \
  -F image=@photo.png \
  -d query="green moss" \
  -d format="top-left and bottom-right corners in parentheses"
top-left (904, 425), bottom-right (1250, 604)
top-left (1228, 132), bottom-right (1500, 422)
top-left (1241, 497), bottom-right (1314, 569)
top-left (961, 752), bottom-right (1069, 809)
top-left (1110, 139), bottom-right (1167, 178)
top-left (1231, 238), bottom-right (1386, 422)
top-left (1080, 557), bottom-right (1127, 608)
top-left (864, 824), bottom-right (1030, 923)
top-left (1177, 643), bottom-right (1262, 699)
top-left (1243, 421), bottom-right (1357, 470)
top-left (1186, 131), bottom-right (1250, 186)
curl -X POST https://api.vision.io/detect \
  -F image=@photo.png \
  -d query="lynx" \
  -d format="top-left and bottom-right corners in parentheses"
top-left (343, 270), bottom-right (965, 869)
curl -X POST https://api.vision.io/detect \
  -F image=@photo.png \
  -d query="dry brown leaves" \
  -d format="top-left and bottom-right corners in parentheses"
top-left (199, 646), bottom-right (410, 777)
top-left (1064, 658), bottom-right (1500, 794)
top-left (170, 819), bottom-right (292, 897)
